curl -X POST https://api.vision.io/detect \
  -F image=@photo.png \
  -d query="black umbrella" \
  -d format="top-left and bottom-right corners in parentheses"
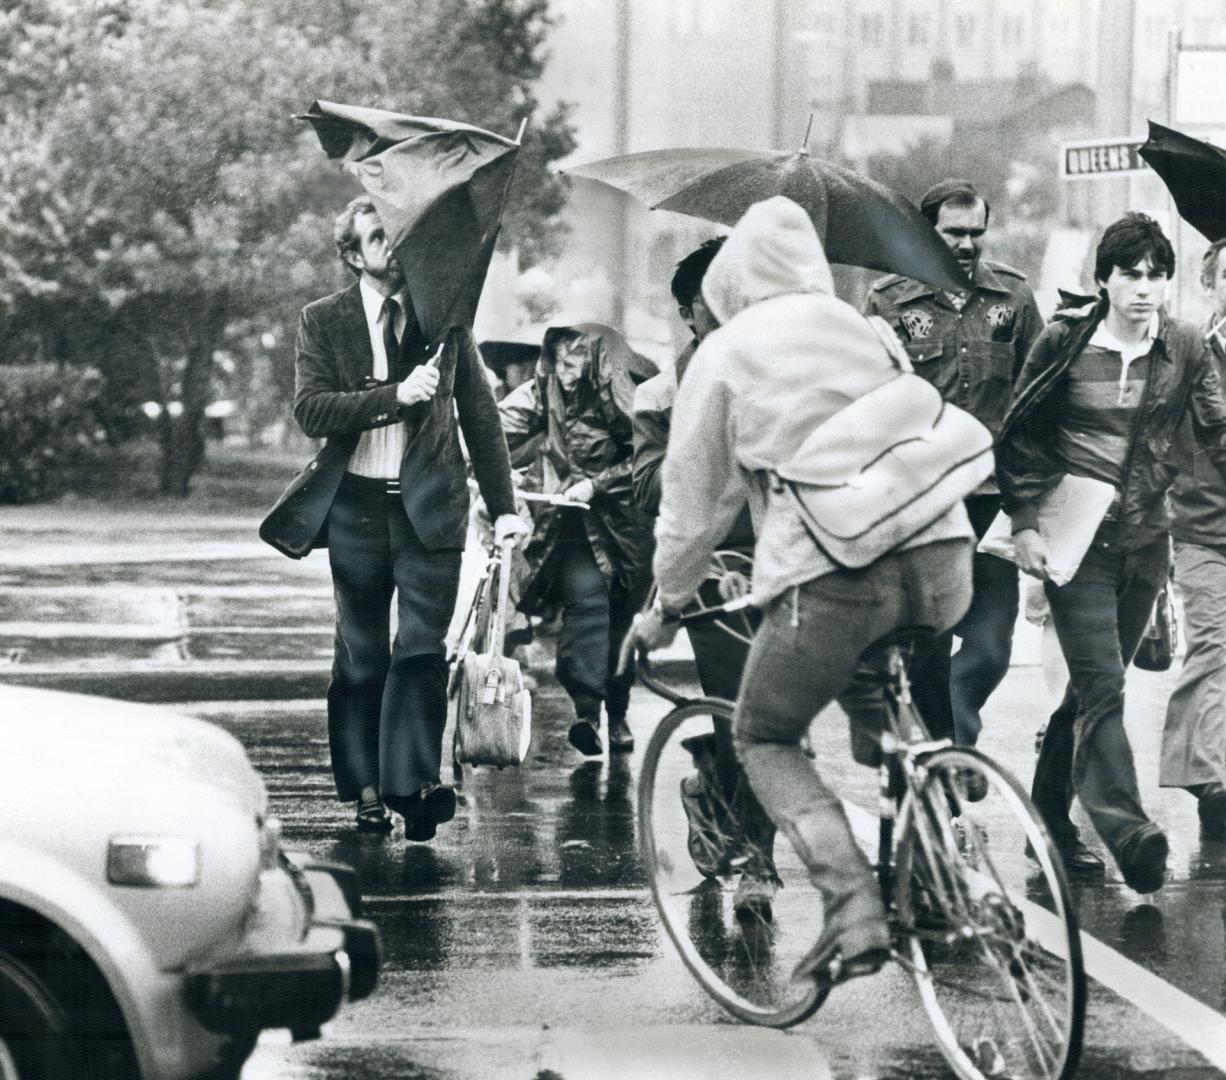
top-left (299, 100), bottom-right (522, 345)
top-left (1139, 120), bottom-right (1226, 242)
top-left (565, 146), bottom-right (969, 291)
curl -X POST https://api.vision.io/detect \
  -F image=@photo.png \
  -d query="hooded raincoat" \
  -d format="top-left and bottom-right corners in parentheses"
top-left (498, 323), bottom-right (654, 613)
top-left (653, 197), bottom-right (973, 611)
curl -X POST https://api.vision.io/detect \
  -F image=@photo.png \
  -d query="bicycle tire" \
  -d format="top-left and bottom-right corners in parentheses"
top-left (893, 745), bottom-right (1085, 1080)
top-left (638, 699), bottom-right (825, 1028)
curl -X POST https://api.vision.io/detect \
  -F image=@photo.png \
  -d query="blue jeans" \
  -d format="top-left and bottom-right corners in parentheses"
top-left (1033, 531), bottom-right (1169, 858)
top-left (910, 495), bottom-right (1020, 745)
top-left (325, 473), bottom-right (463, 802)
top-left (733, 540), bottom-right (973, 942)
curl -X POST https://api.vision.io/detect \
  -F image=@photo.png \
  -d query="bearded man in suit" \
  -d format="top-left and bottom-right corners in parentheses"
top-left (261, 195), bottom-right (526, 840)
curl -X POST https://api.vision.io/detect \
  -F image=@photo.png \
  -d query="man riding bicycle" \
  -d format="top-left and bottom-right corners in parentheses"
top-left (628, 196), bottom-right (975, 987)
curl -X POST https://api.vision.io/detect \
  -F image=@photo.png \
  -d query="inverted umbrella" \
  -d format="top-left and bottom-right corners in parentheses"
top-left (565, 146), bottom-right (968, 291)
top-left (1139, 120), bottom-right (1226, 242)
top-left (299, 100), bottom-right (522, 346)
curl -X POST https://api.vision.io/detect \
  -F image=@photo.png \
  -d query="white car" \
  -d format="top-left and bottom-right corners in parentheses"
top-left (0, 685), bottom-right (379, 1080)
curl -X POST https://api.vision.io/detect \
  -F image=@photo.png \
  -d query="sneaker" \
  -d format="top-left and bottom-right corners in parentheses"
top-left (607, 714), bottom-right (634, 753)
top-left (680, 773), bottom-right (728, 878)
top-left (1118, 824), bottom-right (1168, 894)
top-left (733, 873), bottom-right (777, 922)
top-left (567, 718), bottom-right (602, 756)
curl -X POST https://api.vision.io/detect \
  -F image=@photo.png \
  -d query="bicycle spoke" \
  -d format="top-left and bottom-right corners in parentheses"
top-left (896, 748), bottom-right (1084, 1080)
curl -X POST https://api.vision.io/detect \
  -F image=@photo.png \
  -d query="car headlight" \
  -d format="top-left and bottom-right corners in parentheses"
top-left (107, 837), bottom-right (200, 888)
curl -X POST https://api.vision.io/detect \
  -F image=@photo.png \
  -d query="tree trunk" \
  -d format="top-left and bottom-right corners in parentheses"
top-left (159, 299), bottom-right (225, 497)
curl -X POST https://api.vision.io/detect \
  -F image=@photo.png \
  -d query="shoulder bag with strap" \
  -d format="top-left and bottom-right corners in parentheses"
top-left (773, 316), bottom-right (994, 569)
top-left (455, 541), bottom-right (533, 768)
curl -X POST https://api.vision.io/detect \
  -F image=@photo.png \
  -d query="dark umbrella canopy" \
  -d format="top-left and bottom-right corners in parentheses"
top-left (300, 100), bottom-right (521, 345)
top-left (1139, 120), bottom-right (1226, 242)
top-left (566, 147), bottom-right (969, 292)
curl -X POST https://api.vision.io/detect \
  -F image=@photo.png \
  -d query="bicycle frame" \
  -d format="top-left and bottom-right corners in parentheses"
top-left (874, 644), bottom-right (954, 909)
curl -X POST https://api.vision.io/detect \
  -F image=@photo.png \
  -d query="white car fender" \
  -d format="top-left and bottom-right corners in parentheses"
top-left (0, 838), bottom-right (174, 1077)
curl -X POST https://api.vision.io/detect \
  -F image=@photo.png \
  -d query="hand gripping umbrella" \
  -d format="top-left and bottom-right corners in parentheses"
top-left (564, 136), bottom-right (968, 292)
top-left (1139, 120), bottom-right (1226, 243)
top-left (299, 100), bottom-right (523, 346)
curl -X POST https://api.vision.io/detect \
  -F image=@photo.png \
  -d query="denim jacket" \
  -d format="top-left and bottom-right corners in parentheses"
top-left (864, 259), bottom-right (1043, 439)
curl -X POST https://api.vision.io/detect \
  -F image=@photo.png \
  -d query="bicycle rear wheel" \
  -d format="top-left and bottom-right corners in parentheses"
top-left (638, 699), bottom-right (825, 1028)
top-left (894, 746), bottom-right (1085, 1080)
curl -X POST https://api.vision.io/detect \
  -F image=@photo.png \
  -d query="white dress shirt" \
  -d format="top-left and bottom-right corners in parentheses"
top-left (348, 279), bottom-right (409, 479)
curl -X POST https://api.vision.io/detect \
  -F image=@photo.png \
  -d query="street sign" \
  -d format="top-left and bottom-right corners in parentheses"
top-left (1060, 136), bottom-right (1150, 180)
top-left (1176, 47), bottom-right (1226, 127)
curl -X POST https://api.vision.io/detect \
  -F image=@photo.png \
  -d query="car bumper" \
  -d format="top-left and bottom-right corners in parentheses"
top-left (183, 859), bottom-right (380, 1038)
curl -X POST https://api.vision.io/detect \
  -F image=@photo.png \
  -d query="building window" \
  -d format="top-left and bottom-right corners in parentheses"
top-left (861, 12), bottom-right (884, 46)
top-left (956, 14), bottom-right (976, 44)
top-left (909, 14), bottom-right (928, 45)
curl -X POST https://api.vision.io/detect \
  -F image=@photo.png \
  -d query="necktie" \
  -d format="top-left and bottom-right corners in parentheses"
top-left (382, 297), bottom-right (402, 382)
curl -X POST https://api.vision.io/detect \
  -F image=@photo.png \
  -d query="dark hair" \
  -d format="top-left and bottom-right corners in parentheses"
top-left (919, 178), bottom-right (990, 228)
top-left (334, 194), bottom-right (378, 276)
top-left (1201, 238), bottom-right (1226, 290)
top-left (671, 237), bottom-right (726, 307)
top-left (1094, 212), bottom-right (1175, 284)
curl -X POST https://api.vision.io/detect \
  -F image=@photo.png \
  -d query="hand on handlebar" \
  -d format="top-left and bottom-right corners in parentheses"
top-left (626, 604), bottom-right (680, 658)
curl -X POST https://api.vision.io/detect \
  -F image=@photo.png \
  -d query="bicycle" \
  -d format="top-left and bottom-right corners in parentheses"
top-left (633, 604), bottom-right (1086, 1080)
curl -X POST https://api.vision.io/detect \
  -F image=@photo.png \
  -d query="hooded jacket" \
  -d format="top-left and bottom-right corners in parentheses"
top-left (498, 323), bottom-right (654, 611)
top-left (997, 298), bottom-right (1226, 549)
top-left (653, 196), bottom-right (973, 610)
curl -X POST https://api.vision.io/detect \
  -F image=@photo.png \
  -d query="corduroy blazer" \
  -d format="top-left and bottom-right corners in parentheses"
top-left (259, 282), bottom-right (516, 558)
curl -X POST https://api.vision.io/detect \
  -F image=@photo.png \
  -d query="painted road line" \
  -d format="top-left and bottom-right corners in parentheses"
top-left (842, 801), bottom-right (1226, 1071)
top-left (365, 889), bottom-right (650, 904)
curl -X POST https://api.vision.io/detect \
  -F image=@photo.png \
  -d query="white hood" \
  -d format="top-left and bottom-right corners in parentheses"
top-left (701, 195), bottom-right (835, 326)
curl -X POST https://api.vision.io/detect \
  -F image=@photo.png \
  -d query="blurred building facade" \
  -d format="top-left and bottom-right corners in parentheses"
top-left (486, 0), bottom-right (1226, 351)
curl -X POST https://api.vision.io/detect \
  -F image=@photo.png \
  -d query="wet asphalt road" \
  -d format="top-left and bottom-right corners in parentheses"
top-left (1, 520), bottom-right (1225, 1079)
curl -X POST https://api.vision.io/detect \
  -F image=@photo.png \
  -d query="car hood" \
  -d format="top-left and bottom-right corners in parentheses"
top-left (0, 685), bottom-right (266, 817)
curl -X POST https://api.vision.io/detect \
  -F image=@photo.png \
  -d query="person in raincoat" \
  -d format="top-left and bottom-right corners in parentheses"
top-left (498, 324), bottom-right (654, 756)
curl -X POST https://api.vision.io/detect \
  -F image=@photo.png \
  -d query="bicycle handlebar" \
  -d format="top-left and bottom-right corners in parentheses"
top-left (617, 595), bottom-right (757, 707)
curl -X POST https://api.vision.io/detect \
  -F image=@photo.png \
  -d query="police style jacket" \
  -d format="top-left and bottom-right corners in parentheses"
top-left (997, 299), bottom-right (1226, 550)
top-left (259, 281), bottom-right (516, 558)
top-left (864, 259), bottom-right (1044, 438)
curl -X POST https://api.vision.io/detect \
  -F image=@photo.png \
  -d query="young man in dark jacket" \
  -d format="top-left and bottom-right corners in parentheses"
top-left (1160, 237), bottom-right (1226, 837)
top-left (997, 213), bottom-right (1226, 892)
top-left (632, 238), bottom-right (778, 918)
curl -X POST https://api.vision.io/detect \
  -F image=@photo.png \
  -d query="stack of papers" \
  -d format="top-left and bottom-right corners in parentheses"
top-left (979, 474), bottom-right (1116, 586)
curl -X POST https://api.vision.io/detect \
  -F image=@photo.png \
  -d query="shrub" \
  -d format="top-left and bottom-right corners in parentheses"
top-left (0, 365), bottom-right (111, 503)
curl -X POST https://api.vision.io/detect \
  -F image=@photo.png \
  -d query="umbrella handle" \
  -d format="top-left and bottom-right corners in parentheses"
top-left (427, 343), bottom-right (444, 368)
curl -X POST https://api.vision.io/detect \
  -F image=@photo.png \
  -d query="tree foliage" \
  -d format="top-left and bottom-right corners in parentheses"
top-left (0, 0), bottom-right (575, 496)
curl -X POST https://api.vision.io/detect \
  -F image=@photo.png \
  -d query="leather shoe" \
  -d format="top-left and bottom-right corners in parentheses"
top-left (1026, 836), bottom-right (1104, 879)
top-left (1197, 784), bottom-right (1226, 839)
top-left (607, 714), bottom-right (634, 753)
top-left (355, 794), bottom-right (393, 833)
top-left (567, 718), bottom-right (602, 757)
top-left (1118, 824), bottom-right (1168, 894)
top-left (387, 783), bottom-right (457, 843)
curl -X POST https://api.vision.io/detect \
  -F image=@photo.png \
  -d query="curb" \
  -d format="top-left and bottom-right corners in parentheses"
top-left (0, 657), bottom-right (699, 704)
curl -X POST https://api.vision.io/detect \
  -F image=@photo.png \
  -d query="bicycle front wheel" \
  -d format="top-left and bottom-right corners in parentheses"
top-left (894, 746), bottom-right (1085, 1080)
top-left (638, 699), bottom-right (825, 1028)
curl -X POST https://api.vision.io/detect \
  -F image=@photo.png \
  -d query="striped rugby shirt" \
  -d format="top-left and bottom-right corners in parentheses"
top-left (1054, 314), bottom-right (1159, 493)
